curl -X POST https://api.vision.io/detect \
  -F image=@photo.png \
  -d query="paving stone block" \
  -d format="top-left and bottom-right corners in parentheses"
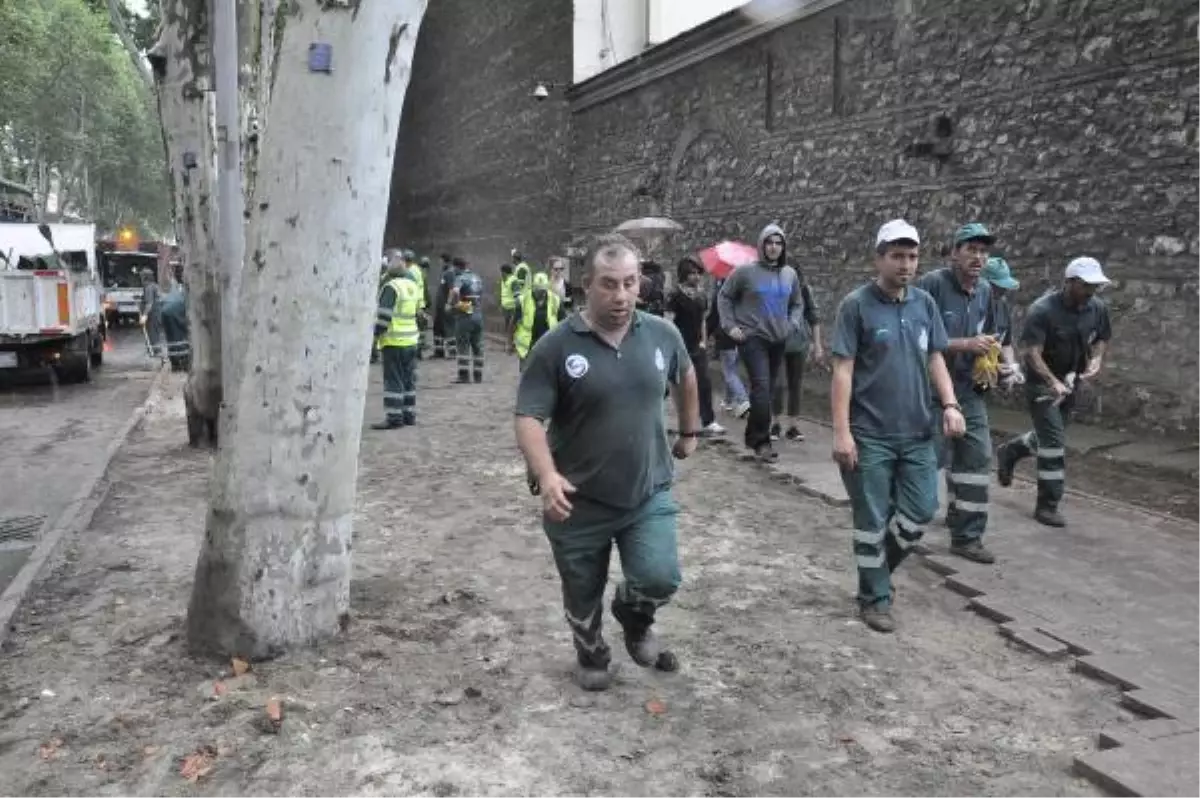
top-left (1073, 732), bottom-right (1200, 797)
top-left (1033, 624), bottom-right (1095, 656)
top-left (1075, 654), bottom-right (1148, 691)
top-left (943, 573), bottom-right (987, 598)
top-left (998, 623), bottom-right (1069, 658)
top-left (1121, 688), bottom-right (1200, 725)
top-left (1097, 718), bottom-right (1199, 750)
top-left (969, 596), bottom-right (1025, 624)
top-left (921, 554), bottom-right (959, 576)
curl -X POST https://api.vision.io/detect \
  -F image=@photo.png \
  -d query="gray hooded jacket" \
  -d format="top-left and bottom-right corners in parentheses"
top-left (716, 223), bottom-right (804, 343)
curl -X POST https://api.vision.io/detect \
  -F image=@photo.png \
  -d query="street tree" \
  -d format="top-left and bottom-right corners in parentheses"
top-left (186, 0), bottom-right (428, 658)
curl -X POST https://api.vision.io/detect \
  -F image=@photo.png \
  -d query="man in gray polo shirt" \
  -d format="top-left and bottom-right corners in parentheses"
top-left (916, 222), bottom-right (1002, 565)
top-left (514, 233), bottom-right (700, 691)
top-left (830, 220), bottom-right (965, 634)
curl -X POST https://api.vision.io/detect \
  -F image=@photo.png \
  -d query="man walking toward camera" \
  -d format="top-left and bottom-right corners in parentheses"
top-left (514, 233), bottom-right (700, 691)
top-left (916, 222), bottom-right (1002, 564)
top-left (995, 257), bottom-right (1113, 528)
top-left (717, 223), bottom-right (806, 462)
top-left (830, 220), bottom-right (965, 634)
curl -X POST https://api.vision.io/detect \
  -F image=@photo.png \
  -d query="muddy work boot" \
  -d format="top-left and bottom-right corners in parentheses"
top-left (575, 660), bottom-right (614, 692)
top-left (611, 600), bottom-right (678, 672)
top-left (1035, 507), bottom-right (1066, 528)
top-left (860, 602), bottom-right (896, 634)
top-left (950, 539), bottom-right (996, 564)
top-left (755, 444), bottom-right (779, 463)
top-left (370, 419), bottom-right (405, 430)
top-left (995, 442), bottom-right (1017, 487)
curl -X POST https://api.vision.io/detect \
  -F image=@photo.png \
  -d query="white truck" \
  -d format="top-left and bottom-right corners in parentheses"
top-left (0, 222), bottom-right (106, 383)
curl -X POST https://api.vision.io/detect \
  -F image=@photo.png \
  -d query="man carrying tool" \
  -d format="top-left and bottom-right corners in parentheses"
top-left (447, 257), bottom-right (486, 384)
top-left (371, 255), bottom-right (421, 429)
top-left (514, 233), bottom-right (700, 691)
top-left (995, 258), bottom-right (1113, 528)
top-left (830, 220), bottom-right (965, 634)
top-left (915, 222), bottom-right (1002, 565)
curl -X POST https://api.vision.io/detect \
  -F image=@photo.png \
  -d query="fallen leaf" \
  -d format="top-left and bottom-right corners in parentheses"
top-left (265, 697), bottom-right (283, 731)
top-left (179, 745), bottom-right (217, 782)
top-left (644, 698), bottom-right (667, 716)
top-left (212, 681), bottom-right (228, 698)
top-left (38, 737), bottom-right (64, 760)
top-left (231, 657), bottom-right (250, 676)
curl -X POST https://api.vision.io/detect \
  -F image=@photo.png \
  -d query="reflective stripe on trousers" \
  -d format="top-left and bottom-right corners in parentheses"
top-left (1003, 390), bottom-right (1070, 511)
top-left (939, 396), bottom-right (992, 543)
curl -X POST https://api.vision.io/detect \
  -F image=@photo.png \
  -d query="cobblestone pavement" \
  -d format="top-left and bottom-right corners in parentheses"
top-left (0, 329), bottom-right (158, 597)
top-left (0, 350), bottom-right (1136, 795)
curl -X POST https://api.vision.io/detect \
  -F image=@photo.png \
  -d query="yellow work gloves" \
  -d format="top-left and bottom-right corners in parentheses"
top-left (972, 343), bottom-right (1002, 393)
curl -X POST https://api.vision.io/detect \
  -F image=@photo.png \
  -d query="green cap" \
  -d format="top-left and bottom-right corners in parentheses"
top-left (982, 257), bottom-right (1019, 290)
top-left (953, 222), bottom-right (996, 247)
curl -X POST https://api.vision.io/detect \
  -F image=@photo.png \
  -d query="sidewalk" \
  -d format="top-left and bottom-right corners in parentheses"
top-left (703, 404), bottom-right (1199, 797)
top-left (0, 357), bottom-right (1136, 796)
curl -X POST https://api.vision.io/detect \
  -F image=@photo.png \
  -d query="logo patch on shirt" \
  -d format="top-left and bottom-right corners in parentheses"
top-left (564, 353), bottom-right (589, 379)
top-left (918, 327), bottom-right (929, 352)
top-left (654, 347), bottom-right (665, 372)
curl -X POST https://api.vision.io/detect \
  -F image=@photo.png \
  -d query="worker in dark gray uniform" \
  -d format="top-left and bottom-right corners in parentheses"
top-left (830, 220), bottom-right (965, 634)
top-left (916, 222), bottom-right (1001, 565)
top-left (995, 257), bottom-right (1113, 528)
top-left (515, 233), bottom-right (700, 691)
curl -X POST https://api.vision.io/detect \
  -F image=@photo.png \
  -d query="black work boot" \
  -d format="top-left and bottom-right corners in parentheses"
top-left (1035, 507), bottom-right (1066, 527)
top-left (611, 599), bottom-right (678, 672)
top-left (575, 653), bottom-right (614, 692)
top-left (996, 443), bottom-right (1017, 487)
top-left (860, 602), bottom-right (896, 633)
top-left (370, 419), bottom-right (404, 430)
top-left (755, 444), bottom-right (779, 463)
top-left (950, 539), bottom-right (996, 564)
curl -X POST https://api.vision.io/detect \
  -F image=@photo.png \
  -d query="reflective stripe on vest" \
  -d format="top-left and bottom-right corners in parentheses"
top-left (380, 278), bottom-right (420, 348)
top-left (500, 275), bottom-right (517, 310)
top-left (513, 291), bottom-right (561, 359)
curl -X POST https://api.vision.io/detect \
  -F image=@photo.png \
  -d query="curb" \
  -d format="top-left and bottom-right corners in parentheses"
top-left (0, 363), bottom-right (169, 649)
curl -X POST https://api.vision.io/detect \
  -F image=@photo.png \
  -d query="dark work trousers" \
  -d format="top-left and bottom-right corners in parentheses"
top-left (1002, 389), bottom-right (1072, 512)
top-left (771, 351), bottom-right (806, 418)
top-left (381, 345), bottom-right (417, 425)
top-left (739, 336), bottom-right (785, 449)
top-left (543, 491), bottom-right (682, 669)
top-left (689, 349), bottom-right (715, 427)
top-left (455, 315), bottom-right (485, 383)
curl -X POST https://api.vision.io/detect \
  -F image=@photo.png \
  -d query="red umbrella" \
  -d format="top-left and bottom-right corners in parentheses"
top-left (698, 241), bottom-right (758, 280)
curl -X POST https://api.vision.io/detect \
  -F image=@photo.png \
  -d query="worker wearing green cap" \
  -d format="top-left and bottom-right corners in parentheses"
top-left (915, 222), bottom-right (1002, 564)
top-left (982, 256), bottom-right (1024, 391)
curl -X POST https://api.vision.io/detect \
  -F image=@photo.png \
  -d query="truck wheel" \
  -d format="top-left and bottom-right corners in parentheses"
top-left (55, 336), bottom-right (93, 384)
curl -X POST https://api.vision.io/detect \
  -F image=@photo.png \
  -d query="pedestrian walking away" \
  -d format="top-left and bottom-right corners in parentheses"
top-left (830, 219), bottom-right (965, 634)
top-left (717, 223), bottom-right (807, 462)
top-left (139, 267), bottom-right (164, 359)
top-left (669, 255), bottom-right (725, 436)
top-left (513, 271), bottom-right (567, 370)
top-left (158, 280), bottom-right (191, 372)
top-left (771, 265), bottom-right (824, 442)
top-left (916, 222), bottom-right (1002, 565)
top-left (372, 259), bottom-right (421, 429)
top-left (707, 276), bottom-right (750, 417)
top-left (448, 257), bottom-right (486, 383)
top-left (433, 253), bottom-right (457, 359)
top-left (995, 257), bottom-right (1112, 528)
top-left (514, 232), bottom-right (701, 692)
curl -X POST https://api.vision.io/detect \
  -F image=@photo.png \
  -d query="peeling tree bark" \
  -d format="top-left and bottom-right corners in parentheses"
top-left (186, 0), bottom-right (428, 658)
top-left (153, 0), bottom-right (222, 446)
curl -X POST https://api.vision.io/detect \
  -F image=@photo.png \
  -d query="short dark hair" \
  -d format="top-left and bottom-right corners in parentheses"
top-left (676, 255), bottom-right (703, 282)
top-left (452, 257), bottom-right (467, 268)
top-left (500, 264), bottom-right (513, 275)
top-left (440, 252), bottom-right (452, 261)
top-left (582, 233), bottom-right (641, 278)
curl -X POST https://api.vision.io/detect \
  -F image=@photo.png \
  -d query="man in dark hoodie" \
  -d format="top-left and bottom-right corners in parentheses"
top-left (717, 223), bottom-right (806, 461)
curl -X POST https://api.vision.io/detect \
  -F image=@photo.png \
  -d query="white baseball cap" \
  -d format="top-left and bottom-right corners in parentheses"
top-left (876, 219), bottom-right (921, 248)
top-left (1064, 256), bottom-right (1110, 285)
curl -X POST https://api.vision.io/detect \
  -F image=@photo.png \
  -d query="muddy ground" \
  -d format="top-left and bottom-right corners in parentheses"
top-left (0, 359), bottom-right (1124, 796)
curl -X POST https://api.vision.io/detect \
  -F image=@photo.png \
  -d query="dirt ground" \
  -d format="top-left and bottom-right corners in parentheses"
top-left (0, 359), bottom-right (1127, 796)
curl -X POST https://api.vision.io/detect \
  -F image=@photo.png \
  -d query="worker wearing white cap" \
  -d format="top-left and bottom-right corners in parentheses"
top-left (829, 219), bottom-right (966, 634)
top-left (994, 257), bottom-right (1113, 528)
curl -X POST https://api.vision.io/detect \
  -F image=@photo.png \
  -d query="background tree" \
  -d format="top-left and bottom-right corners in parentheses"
top-left (187, 0), bottom-right (428, 658)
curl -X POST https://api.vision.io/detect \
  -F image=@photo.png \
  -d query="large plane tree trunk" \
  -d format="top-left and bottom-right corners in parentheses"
top-left (186, 0), bottom-right (428, 658)
top-left (152, 0), bottom-right (221, 447)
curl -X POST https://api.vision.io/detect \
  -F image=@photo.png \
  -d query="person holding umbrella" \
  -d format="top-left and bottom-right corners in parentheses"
top-left (699, 241), bottom-right (758, 419)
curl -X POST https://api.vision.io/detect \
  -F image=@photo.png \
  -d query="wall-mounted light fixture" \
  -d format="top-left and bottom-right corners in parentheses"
top-left (532, 81), bottom-right (564, 102)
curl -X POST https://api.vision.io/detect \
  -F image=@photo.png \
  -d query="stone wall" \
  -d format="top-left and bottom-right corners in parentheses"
top-left (567, 0), bottom-right (1199, 434)
top-left (386, 0), bottom-right (574, 285)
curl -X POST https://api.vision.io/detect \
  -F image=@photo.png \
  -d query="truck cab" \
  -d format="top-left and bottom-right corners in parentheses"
top-left (98, 249), bottom-right (157, 326)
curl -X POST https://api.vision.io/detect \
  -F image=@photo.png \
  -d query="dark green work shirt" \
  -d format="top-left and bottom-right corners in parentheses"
top-left (1018, 289), bottom-right (1112, 386)
top-left (831, 282), bottom-right (950, 441)
top-left (515, 311), bottom-right (692, 511)
top-left (915, 267), bottom-right (995, 398)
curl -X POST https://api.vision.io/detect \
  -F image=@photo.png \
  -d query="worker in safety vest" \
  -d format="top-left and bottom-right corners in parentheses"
top-left (371, 255), bottom-right (421, 429)
top-left (402, 250), bottom-right (429, 359)
top-left (500, 263), bottom-right (519, 353)
top-left (371, 256), bottom-right (388, 364)
top-left (513, 271), bottom-right (566, 370)
top-left (511, 248), bottom-right (532, 300)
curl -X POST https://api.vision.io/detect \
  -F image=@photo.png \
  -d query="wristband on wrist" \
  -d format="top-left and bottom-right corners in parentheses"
top-left (942, 402), bottom-right (961, 411)
top-left (679, 431), bottom-right (700, 439)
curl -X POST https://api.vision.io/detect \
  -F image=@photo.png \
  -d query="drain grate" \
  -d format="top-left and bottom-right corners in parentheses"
top-left (0, 515), bottom-right (45, 543)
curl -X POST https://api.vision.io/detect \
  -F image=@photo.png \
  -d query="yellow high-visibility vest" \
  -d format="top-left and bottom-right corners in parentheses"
top-left (513, 284), bottom-right (561, 359)
top-left (380, 277), bottom-right (420, 349)
top-left (500, 274), bottom-right (518, 310)
top-left (407, 265), bottom-right (427, 310)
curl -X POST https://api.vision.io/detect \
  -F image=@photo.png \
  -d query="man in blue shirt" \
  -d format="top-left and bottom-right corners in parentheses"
top-left (916, 222), bottom-right (1002, 564)
top-left (830, 220), bottom-right (965, 634)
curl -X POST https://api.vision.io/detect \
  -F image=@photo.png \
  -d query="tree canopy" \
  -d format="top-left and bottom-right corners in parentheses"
top-left (0, 0), bottom-right (170, 235)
